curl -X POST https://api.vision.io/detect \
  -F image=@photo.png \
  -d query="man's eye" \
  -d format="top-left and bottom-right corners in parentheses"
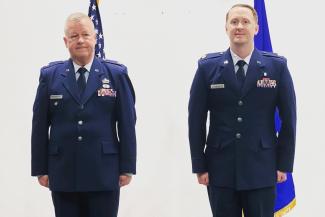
top-left (82, 33), bottom-right (92, 38)
top-left (231, 20), bottom-right (238, 25)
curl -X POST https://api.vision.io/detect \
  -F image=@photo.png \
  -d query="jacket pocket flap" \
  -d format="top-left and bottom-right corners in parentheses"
top-left (102, 141), bottom-right (119, 154)
top-left (207, 139), bottom-right (232, 150)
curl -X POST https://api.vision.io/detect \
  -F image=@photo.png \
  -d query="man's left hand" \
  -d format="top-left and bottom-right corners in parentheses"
top-left (119, 175), bottom-right (132, 187)
top-left (277, 171), bottom-right (287, 183)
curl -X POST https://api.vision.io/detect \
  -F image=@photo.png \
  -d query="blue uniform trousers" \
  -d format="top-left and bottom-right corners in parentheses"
top-left (208, 186), bottom-right (275, 217)
top-left (51, 191), bottom-right (120, 217)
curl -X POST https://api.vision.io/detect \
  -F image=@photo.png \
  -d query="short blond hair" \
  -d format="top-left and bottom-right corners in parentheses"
top-left (226, 4), bottom-right (258, 23)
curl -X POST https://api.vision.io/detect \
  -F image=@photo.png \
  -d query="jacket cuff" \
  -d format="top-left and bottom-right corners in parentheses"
top-left (191, 158), bottom-right (207, 173)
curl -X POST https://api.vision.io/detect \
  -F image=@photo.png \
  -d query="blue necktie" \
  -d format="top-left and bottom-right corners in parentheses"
top-left (236, 60), bottom-right (246, 90)
top-left (77, 67), bottom-right (87, 96)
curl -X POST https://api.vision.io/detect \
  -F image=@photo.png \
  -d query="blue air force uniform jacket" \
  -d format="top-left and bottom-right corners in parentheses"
top-left (31, 57), bottom-right (136, 192)
top-left (188, 49), bottom-right (296, 190)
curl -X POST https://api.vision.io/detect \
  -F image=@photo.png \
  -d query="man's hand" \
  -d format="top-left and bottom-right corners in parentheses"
top-left (197, 172), bottom-right (209, 186)
top-left (38, 175), bottom-right (49, 188)
top-left (277, 171), bottom-right (287, 183)
top-left (119, 175), bottom-right (132, 187)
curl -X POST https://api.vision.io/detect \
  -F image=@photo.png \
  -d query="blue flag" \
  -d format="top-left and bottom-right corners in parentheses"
top-left (88, 0), bottom-right (105, 59)
top-left (254, 1), bottom-right (296, 216)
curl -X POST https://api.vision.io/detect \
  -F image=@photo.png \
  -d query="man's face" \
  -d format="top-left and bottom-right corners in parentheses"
top-left (64, 18), bottom-right (96, 65)
top-left (226, 6), bottom-right (259, 47)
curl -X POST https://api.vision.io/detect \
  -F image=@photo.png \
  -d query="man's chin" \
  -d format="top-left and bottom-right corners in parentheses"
top-left (72, 54), bottom-right (92, 64)
top-left (232, 40), bottom-right (247, 46)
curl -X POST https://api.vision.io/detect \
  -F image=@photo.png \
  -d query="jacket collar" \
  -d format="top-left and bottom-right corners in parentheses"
top-left (60, 58), bottom-right (105, 104)
top-left (219, 48), bottom-right (266, 97)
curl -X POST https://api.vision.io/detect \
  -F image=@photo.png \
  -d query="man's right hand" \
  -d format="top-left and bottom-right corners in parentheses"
top-left (197, 172), bottom-right (209, 186)
top-left (38, 175), bottom-right (49, 188)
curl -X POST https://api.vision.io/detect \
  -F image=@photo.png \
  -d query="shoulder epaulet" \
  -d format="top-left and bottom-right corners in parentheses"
top-left (102, 59), bottom-right (124, 67)
top-left (261, 51), bottom-right (286, 60)
top-left (41, 60), bottom-right (64, 70)
top-left (200, 52), bottom-right (224, 60)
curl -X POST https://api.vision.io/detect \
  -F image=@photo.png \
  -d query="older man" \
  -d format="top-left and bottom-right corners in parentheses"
top-left (31, 12), bottom-right (136, 217)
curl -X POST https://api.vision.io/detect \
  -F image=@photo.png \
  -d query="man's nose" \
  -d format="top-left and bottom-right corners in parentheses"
top-left (77, 36), bottom-right (85, 43)
top-left (237, 22), bottom-right (244, 29)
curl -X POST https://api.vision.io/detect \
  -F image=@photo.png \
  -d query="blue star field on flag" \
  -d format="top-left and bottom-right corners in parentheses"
top-left (88, 0), bottom-right (105, 59)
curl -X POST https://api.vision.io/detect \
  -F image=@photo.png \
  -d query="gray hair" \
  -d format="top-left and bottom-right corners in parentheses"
top-left (64, 12), bottom-right (95, 36)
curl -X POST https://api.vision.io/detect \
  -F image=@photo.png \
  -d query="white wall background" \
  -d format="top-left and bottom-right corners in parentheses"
top-left (0, 0), bottom-right (324, 216)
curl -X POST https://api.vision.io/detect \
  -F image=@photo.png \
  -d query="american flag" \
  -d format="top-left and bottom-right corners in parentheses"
top-left (88, 0), bottom-right (105, 59)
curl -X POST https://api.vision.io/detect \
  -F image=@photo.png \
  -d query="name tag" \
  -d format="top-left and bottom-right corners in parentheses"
top-left (50, 95), bottom-right (63, 99)
top-left (210, 84), bottom-right (225, 89)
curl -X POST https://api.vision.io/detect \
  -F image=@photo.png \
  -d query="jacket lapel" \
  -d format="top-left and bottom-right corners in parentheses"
top-left (241, 49), bottom-right (265, 97)
top-left (219, 49), bottom-right (240, 96)
top-left (81, 58), bottom-right (105, 104)
top-left (61, 60), bottom-right (80, 104)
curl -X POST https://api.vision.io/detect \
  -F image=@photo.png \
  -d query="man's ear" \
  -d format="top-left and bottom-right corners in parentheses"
top-left (63, 36), bottom-right (68, 48)
top-left (255, 24), bottom-right (259, 35)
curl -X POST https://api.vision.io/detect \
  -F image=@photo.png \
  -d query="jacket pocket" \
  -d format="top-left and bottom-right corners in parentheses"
top-left (102, 141), bottom-right (119, 154)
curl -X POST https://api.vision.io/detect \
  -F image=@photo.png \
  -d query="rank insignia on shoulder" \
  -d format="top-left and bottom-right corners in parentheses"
top-left (103, 59), bottom-right (123, 66)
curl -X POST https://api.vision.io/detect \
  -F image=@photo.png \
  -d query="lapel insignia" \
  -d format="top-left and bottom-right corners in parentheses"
top-left (95, 68), bottom-right (99, 72)
top-left (223, 60), bottom-right (229, 65)
top-left (65, 68), bottom-right (70, 72)
top-left (257, 60), bottom-right (261, 65)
